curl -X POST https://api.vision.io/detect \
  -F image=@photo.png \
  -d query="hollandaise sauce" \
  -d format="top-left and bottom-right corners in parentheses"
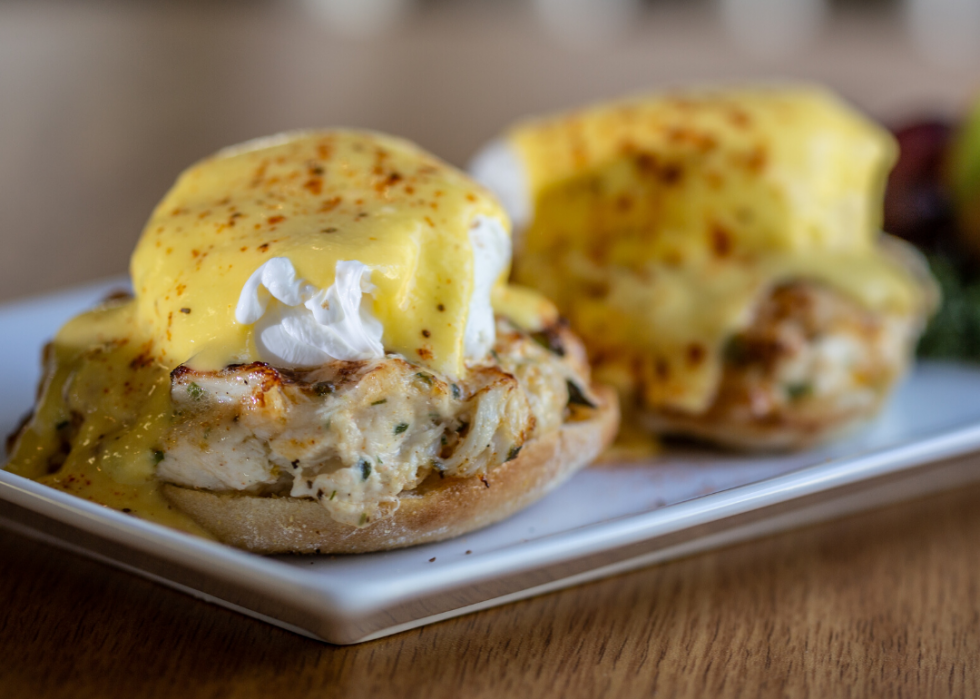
top-left (5, 300), bottom-right (212, 535)
top-left (132, 130), bottom-right (510, 378)
top-left (504, 87), bottom-right (928, 413)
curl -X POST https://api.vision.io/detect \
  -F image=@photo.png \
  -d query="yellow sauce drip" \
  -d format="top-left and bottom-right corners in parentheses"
top-left (505, 86), bottom-right (929, 413)
top-left (5, 300), bottom-right (212, 536)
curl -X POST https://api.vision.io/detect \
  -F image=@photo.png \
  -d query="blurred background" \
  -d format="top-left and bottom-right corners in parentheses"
top-left (1, 0), bottom-right (978, 304)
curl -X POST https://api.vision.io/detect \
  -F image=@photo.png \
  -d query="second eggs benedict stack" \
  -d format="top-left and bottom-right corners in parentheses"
top-left (472, 87), bottom-right (937, 450)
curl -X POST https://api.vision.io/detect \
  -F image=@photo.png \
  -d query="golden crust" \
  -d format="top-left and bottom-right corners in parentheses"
top-left (162, 384), bottom-right (618, 554)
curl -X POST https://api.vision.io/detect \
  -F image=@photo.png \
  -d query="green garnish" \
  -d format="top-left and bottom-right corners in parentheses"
top-left (506, 445), bottom-right (522, 462)
top-left (360, 459), bottom-right (372, 480)
top-left (786, 382), bottom-right (812, 401)
top-left (723, 336), bottom-right (750, 365)
top-left (394, 422), bottom-right (409, 435)
top-left (917, 254), bottom-right (980, 361)
top-left (530, 333), bottom-right (551, 351)
top-left (329, 490), bottom-right (337, 501)
top-left (451, 383), bottom-right (461, 400)
top-left (359, 513), bottom-right (369, 526)
top-left (313, 381), bottom-right (335, 396)
top-left (530, 330), bottom-right (565, 356)
top-left (415, 372), bottom-right (434, 386)
top-left (187, 382), bottom-right (205, 400)
top-left (371, 398), bottom-right (388, 406)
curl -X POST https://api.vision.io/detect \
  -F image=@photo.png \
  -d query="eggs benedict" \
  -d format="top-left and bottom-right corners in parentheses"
top-left (4, 130), bottom-right (618, 552)
top-left (471, 87), bottom-right (936, 450)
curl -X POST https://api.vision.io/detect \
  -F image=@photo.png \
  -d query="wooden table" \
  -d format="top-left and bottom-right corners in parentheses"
top-left (2, 479), bottom-right (978, 698)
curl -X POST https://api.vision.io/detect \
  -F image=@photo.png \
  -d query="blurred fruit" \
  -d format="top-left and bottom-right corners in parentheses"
top-left (884, 120), bottom-right (956, 251)
top-left (949, 95), bottom-right (980, 254)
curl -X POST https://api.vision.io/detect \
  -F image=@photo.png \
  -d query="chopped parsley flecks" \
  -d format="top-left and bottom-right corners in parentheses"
top-left (360, 459), bottom-right (372, 480)
top-left (371, 398), bottom-right (388, 406)
top-left (394, 422), bottom-right (409, 435)
top-left (723, 336), bottom-right (750, 366)
top-left (313, 381), bottom-right (335, 396)
top-left (187, 382), bottom-right (205, 400)
top-left (786, 382), bottom-right (813, 401)
top-left (530, 330), bottom-right (565, 356)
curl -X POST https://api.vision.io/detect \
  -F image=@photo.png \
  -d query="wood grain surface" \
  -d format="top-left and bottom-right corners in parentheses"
top-left (1, 481), bottom-right (979, 698)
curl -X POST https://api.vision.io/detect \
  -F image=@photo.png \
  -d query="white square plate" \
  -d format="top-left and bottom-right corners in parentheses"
top-left (3, 280), bottom-right (980, 644)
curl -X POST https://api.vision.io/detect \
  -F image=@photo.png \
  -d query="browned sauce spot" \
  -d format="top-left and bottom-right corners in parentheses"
top-left (728, 108), bottom-right (751, 129)
top-left (320, 196), bottom-right (342, 213)
top-left (661, 163), bottom-right (683, 184)
top-left (711, 225), bottom-right (732, 258)
top-left (686, 343), bottom-right (706, 366)
top-left (745, 146), bottom-right (767, 173)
